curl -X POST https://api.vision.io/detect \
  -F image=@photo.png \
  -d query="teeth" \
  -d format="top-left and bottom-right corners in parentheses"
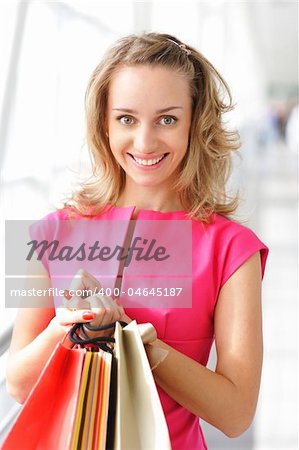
top-left (133, 154), bottom-right (165, 166)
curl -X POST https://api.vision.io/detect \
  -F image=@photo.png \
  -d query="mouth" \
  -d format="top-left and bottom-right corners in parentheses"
top-left (127, 153), bottom-right (169, 167)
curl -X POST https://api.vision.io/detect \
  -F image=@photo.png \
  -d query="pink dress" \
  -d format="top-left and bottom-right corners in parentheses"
top-left (30, 205), bottom-right (269, 450)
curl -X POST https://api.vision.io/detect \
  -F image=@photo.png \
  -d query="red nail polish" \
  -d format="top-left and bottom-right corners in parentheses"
top-left (64, 290), bottom-right (72, 300)
top-left (82, 312), bottom-right (95, 320)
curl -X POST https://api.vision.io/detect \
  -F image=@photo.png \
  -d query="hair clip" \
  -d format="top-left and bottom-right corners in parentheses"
top-left (167, 38), bottom-right (191, 56)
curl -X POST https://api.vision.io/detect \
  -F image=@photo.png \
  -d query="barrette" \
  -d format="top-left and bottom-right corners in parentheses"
top-left (167, 38), bottom-right (191, 56)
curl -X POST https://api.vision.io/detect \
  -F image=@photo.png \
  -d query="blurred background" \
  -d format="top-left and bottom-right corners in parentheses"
top-left (0, 1), bottom-right (297, 449)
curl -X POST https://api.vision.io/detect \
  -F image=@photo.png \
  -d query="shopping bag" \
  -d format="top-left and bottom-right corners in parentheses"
top-left (113, 321), bottom-right (171, 450)
top-left (2, 322), bottom-right (117, 450)
top-left (68, 320), bottom-right (171, 449)
top-left (2, 338), bottom-right (85, 450)
top-left (2, 320), bottom-right (171, 450)
top-left (70, 348), bottom-right (113, 450)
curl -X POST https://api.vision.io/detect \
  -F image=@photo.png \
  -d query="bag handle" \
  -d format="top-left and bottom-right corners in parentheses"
top-left (69, 321), bottom-right (128, 352)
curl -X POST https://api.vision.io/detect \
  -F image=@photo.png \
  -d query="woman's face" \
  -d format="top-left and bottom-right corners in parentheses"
top-left (106, 65), bottom-right (192, 189)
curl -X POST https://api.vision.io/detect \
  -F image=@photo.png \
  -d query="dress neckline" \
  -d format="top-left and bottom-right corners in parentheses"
top-left (108, 204), bottom-right (187, 219)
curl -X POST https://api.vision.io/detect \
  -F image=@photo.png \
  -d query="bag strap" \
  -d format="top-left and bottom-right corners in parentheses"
top-left (69, 321), bottom-right (128, 352)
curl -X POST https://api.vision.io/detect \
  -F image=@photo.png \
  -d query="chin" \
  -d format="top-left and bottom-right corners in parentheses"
top-left (135, 181), bottom-right (160, 188)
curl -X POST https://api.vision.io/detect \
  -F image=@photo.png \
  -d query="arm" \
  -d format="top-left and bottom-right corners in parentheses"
top-left (6, 262), bottom-right (125, 404)
top-left (146, 251), bottom-right (263, 438)
top-left (5, 255), bottom-right (73, 404)
top-left (6, 307), bottom-right (63, 404)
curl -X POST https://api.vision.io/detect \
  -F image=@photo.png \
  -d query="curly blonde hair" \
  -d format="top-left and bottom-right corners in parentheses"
top-left (68, 32), bottom-right (240, 223)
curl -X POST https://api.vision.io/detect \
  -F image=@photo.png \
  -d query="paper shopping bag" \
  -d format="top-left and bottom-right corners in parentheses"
top-left (113, 321), bottom-right (171, 450)
top-left (2, 340), bottom-right (84, 450)
top-left (70, 349), bottom-right (113, 450)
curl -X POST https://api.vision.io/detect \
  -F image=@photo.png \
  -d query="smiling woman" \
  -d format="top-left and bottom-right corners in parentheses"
top-left (6, 32), bottom-right (269, 450)
top-left (106, 65), bottom-right (192, 199)
top-left (71, 32), bottom-right (241, 222)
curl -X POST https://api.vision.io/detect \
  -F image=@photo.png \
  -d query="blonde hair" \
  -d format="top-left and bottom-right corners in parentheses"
top-left (68, 32), bottom-right (240, 223)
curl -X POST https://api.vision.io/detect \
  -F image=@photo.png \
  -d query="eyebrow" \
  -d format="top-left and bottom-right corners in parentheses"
top-left (112, 106), bottom-right (183, 114)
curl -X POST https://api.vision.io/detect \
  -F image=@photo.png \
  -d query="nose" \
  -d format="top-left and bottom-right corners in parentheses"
top-left (133, 123), bottom-right (158, 154)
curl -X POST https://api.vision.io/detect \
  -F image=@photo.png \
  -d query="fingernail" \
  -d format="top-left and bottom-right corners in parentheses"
top-left (64, 289), bottom-right (72, 300)
top-left (82, 311), bottom-right (95, 320)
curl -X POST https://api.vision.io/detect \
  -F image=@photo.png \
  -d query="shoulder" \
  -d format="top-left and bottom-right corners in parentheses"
top-left (204, 213), bottom-right (255, 236)
top-left (29, 207), bottom-right (75, 241)
top-left (40, 207), bottom-right (81, 221)
top-left (192, 213), bottom-right (269, 289)
top-left (29, 206), bottom-right (111, 241)
top-left (210, 214), bottom-right (269, 287)
top-left (212, 213), bottom-right (267, 251)
top-left (42, 205), bottom-right (113, 221)
top-left (192, 212), bottom-right (263, 247)
top-left (33, 206), bottom-right (90, 225)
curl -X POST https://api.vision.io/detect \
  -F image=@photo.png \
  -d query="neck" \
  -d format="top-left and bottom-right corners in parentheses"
top-left (117, 183), bottom-right (182, 213)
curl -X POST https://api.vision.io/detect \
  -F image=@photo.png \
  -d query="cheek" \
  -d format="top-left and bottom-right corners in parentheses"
top-left (174, 129), bottom-right (190, 155)
top-left (109, 132), bottom-right (128, 153)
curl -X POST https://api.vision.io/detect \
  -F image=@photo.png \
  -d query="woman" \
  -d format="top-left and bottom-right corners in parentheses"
top-left (6, 33), bottom-right (268, 449)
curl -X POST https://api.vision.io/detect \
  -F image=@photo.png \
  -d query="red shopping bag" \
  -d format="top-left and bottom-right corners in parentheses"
top-left (2, 339), bottom-right (84, 450)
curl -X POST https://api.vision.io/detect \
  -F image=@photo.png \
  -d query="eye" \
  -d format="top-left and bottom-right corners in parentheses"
top-left (117, 115), bottom-right (135, 125)
top-left (159, 115), bottom-right (177, 126)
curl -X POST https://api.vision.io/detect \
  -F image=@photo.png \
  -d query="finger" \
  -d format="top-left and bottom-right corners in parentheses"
top-left (87, 295), bottom-right (122, 325)
top-left (87, 295), bottom-right (106, 327)
top-left (55, 308), bottom-right (95, 326)
top-left (120, 312), bottom-right (132, 324)
top-left (65, 296), bottom-right (92, 311)
top-left (87, 293), bottom-right (106, 309)
top-left (62, 291), bottom-right (92, 311)
top-left (68, 269), bottom-right (101, 297)
top-left (64, 286), bottom-right (105, 311)
top-left (101, 296), bottom-right (124, 322)
top-left (64, 289), bottom-right (73, 300)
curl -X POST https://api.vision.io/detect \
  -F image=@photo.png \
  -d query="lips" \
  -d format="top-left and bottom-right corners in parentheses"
top-left (128, 153), bottom-right (169, 167)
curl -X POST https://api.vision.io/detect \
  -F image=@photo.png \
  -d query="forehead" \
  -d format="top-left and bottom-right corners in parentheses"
top-left (107, 65), bottom-right (191, 109)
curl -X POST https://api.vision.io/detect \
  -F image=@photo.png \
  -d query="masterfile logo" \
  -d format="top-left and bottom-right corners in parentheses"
top-left (5, 219), bottom-right (192, 309)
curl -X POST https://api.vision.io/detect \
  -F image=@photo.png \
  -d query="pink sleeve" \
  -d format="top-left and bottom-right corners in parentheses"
top-left (220, 226), bottom-right (269, 288)
top-left (29, 210), bottom-right (64, 273)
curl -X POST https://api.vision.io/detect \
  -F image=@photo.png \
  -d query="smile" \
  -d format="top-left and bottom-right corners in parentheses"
top-left (128, 153), bottom-right (169, 167)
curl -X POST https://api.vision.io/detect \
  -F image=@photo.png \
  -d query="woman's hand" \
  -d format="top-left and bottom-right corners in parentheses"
top-left (50, 269), bottom-right (131, 337)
